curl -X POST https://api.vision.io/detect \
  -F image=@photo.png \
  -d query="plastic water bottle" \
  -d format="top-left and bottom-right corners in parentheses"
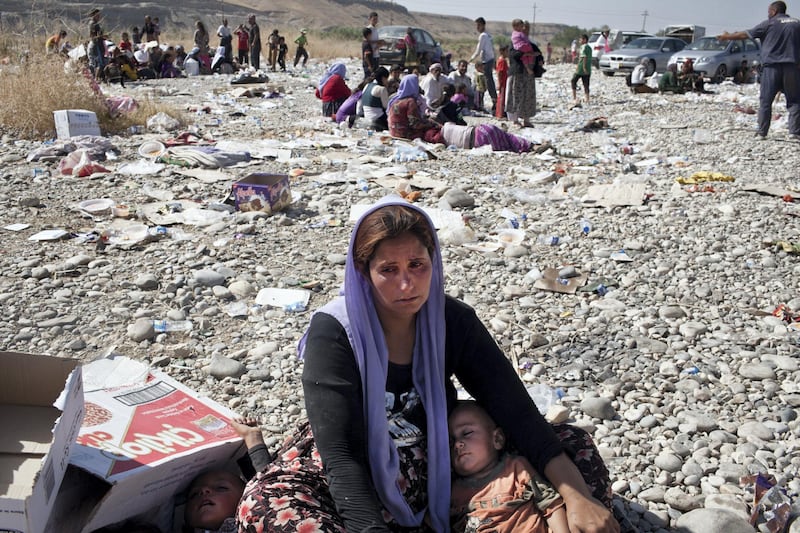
top-left (537, 234), bottom-right (572, 246)
top-left (153, 320), bottom-right (193, 333)
top-left (356, 178), bottom-right (369, 192)
top-left (580, 218), bottom-right (592, 236)
top-left (283, 301), bottom-right (306, 312)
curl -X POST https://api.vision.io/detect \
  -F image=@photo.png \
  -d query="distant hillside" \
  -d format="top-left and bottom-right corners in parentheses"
top-left (0, 0), bottom-right (566, 45)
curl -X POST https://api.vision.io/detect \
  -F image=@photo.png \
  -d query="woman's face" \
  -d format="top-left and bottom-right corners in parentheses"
top-left (368, 232), bottom-right (432, 322)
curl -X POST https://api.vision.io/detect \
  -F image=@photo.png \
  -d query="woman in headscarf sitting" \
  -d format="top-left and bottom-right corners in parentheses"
top-left (316, 62), bottom-right (351, 117)
top-left (387, 75), bottom-right (444, 143)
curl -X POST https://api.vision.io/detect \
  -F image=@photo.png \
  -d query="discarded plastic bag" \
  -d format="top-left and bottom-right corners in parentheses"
top-left (58, 149), bottom-right (110, 177)
top-left (146, 112), bottom-right (181, 133)
top-left (526, 383), bottom-right (560, 415)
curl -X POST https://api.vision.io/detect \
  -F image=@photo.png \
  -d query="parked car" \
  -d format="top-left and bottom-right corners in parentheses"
top-left (668, 36), bottom-right (760, 83)
top-left (599, 37), bottom-right (686, 76)
top-left (588, 29), bottom-right (653, 66)
top-left (376, 26), bottom-right (443, 73)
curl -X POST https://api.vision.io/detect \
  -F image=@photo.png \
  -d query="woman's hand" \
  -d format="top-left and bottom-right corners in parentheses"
top-left (543, 453), bottom-right (620, 533)
top-left (563, 493), bottom-right (619, 533)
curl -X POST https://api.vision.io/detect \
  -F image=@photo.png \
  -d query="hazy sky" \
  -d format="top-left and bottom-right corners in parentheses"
top-left (394, 0), bottom-right (771, 36)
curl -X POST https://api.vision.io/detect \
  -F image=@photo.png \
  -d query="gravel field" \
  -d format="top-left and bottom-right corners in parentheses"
top-left (2, 60), bottom-right (800, 532)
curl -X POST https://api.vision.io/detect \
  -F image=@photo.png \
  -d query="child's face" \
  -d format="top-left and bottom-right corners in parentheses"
top-left (184, 470), bottom-right (244, 530)
top-left (448, 405), bottom-right (504, 478)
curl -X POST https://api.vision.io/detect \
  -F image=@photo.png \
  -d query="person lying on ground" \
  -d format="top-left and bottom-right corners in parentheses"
top-left (182, 417), bottom-right (270, 533)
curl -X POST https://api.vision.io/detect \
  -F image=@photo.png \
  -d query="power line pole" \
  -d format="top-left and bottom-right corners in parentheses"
top-left (641, 10), bottom-right (648, 32)
top-left (532, 3), bottom-right (538, 37)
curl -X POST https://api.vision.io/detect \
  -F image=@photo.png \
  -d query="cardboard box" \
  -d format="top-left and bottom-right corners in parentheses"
top-left (53, 109), bottom-right (101, 139)
top-left (232, 173), bottom-right (292, 214)
top-left (0, 352), bottom-right (84, 533)
top-left (51, 357), bottom-right (244, 533)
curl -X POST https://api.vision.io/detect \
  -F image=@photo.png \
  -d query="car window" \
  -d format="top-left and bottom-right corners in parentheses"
top-left (730, 41), bottom-right (742, 53)
top-left (625, 38), bottom-right (658, 49)
top-left (686, 37), bottom-right (726, 51)
top-left (420, 30), bottom-right (435, 46)
top-left (378, 27), bottom-right (405, 40)
top-left (744, 39), bottom-right (759, 52)
top-left (588, 33), bottom-right (600, 44)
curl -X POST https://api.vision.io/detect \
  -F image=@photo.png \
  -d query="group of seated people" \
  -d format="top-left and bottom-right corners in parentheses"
top-left (630, 57), bottom-right (757, 95)
top-left (315, 59), bottom-right (534, 153)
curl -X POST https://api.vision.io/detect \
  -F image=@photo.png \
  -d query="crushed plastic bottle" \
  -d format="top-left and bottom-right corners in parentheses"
top-left (537, 234), bottom-right (572, 246)
top-left (356, 178), bottom-right (369, 192)
top-left (526, 383), bottom-right (560, 415)
top-left (500, 208), bottom-right (520, 229)
top-left (283, 301), bottom-right (307, 312)
top-left (153, 319), bottom-right (193, 333)
top-left (580, 218), bottom-right (592, 236)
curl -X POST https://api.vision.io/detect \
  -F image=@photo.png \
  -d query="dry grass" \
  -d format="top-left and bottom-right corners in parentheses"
top-left (0, 54), bottom-right (182, 140)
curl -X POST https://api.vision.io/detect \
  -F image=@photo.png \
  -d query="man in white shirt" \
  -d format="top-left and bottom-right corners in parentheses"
top-left (449, 60), bottom-right (475, 108)
top-left (366, 11), bottom-right (384, 72)
top-left (420, 63), bottom-right (451, 108)
top-left (217, 18), bottom-right (232, 64)
top-left (467, 17), bottom-right (496, 110)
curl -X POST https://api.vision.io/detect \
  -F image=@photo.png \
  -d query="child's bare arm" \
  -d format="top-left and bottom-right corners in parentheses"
top-left (231, 416), bottom-right (266, 449)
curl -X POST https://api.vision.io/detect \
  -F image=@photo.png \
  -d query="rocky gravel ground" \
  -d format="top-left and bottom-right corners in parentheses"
top-left (2, 60), bottom-right (800, 532)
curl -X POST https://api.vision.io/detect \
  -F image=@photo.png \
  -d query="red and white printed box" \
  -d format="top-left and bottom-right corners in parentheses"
top-left (50, 357), bottom-right (245, 533)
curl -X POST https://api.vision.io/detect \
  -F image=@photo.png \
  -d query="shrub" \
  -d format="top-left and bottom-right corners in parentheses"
top-left (0, 54), bottom-right (182, 139)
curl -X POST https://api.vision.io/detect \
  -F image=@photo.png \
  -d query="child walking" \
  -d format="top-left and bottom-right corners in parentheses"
top-left (294, 28), bottom-right (309, 68)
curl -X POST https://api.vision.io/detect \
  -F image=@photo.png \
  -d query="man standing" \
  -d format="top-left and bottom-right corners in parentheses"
top-left (468, 17), bottom-right (497, 111)
top-left (248, 14), bottom-right (261, 70)
top-left (217, 18), bottom-right (232, 66)
top-left (88, 8), bottom-right (106, 79)
top-left (571, 34), bottom-right (591, 107)
top-left (366, 11), bottom-right (383, 72)
top-left (719, 1), bottom-right (800, 140)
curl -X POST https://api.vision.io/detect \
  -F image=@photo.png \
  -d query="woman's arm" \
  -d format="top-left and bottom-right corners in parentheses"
top-left (448, 299), bottom-right (618, 533)
top-left (302, 312), bottom-right (391, 532)
top-left (544, 454), bottom-right (619, 533)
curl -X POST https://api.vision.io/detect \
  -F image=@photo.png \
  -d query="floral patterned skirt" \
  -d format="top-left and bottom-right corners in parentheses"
top-left (235, 421), bottom-right (612, 532)
top-left (236, 421), bottom-right (430, 533)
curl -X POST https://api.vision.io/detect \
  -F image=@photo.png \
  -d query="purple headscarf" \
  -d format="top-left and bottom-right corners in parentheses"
top-left (387, 74), bottom-right (420, 111)
top-left (318, 62), bottom-right (347, 92)
top-left (298, 195), bottom-right (450, 532)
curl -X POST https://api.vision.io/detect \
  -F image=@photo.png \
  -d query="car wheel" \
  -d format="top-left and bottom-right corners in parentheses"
top-left (713, 64), bottom-right (727, 83)
top-left (647, 59), bottom-right (656, 76)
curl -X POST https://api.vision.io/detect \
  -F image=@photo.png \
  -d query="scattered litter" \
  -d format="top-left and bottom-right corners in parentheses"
top-left (175, 168), bottom-right (231, 183)
top-left (609, 249), bottom-right (634, 262)
top-left (146, 112), bottom-right (181, 133)
top-left (742, 184), bottom-right (796, 199)
top-left (28, 229), bottom-right (69, 241)
top-left (57, 149), bottom-right (110, 177)
top-left (583, 183), bottom-right (647, 207)
top-left (5, 223), bottom-right (31, 231)
top-left (676, 171), bottom-right (735, 184)
top-left (138, 140), bottom-right (166, 159)
top-left (78, 198), bottom-right (115, 216)
top-left (533, 267), bottom-right (588, 294)
top-left (255, 287), bottom-right (311, 312)
top-left (117, 160), bottom-right (165, 175)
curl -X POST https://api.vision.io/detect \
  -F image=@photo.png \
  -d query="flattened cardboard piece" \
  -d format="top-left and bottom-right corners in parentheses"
top-left (742, 184), bottom-right (795, 198)
top-left (583, 183), bottom-right (646, 207)
top-left (533, 267), bottom-right (588, 294)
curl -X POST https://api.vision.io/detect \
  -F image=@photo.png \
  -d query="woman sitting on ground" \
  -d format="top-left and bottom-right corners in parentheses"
top-left (387, 74), bottom-right (444, 143)
top-left (230, 197), bottom-right (620, 533)
top-left (430, 83), bottom-right (467, 126)
top-left (315, 62), bottom-right (352, 117)
top-left (357, 66), bottom-right (391, 131)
